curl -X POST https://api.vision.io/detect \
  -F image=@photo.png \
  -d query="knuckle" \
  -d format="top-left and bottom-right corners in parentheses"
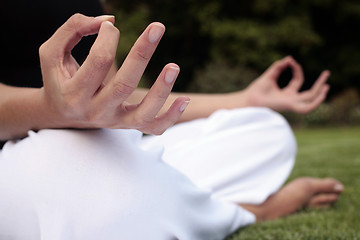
top-left (134, 45), bottom-right (151, 61)
top-left (39, 40), bottom-right (63, 63)
top-left (112, 80), bottom-right (135, 98)
top-left (66, 14), bottom-right (85, 38)
top-left (91, 52), bottom-right (113, 70)
top-left (156, 89), bottom-right (170, 101)
top-left (111, 26), bottom-right (120, 38)
top-left (273, 59), bottom-right (283, 66)
top-left (38, 42), bottom-right (49, 59)
top-left (69, 13), bottom-right (84, 24)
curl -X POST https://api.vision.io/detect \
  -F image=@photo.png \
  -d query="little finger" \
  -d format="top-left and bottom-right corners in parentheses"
top-left (135, 64), bottom-right (180, 123)
top-left (140, 97), bottom-right (190, 135)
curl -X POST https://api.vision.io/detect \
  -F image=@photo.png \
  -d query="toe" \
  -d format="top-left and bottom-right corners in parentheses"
top-left (306, 193), bottom-right (339, 208)
top-left (310, 178), bottom-right (344, 194)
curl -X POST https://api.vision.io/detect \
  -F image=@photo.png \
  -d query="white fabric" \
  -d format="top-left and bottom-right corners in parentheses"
top-left (141, 107), bottom-right (297, 204)
top-left (0, 107), bottom-right (296, 240)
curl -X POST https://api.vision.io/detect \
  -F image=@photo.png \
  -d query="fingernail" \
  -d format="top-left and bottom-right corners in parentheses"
top-left (94, 15), bottom-right (115, 22)
top-left (165, 66), bottom-right (179, 84)
top-left (179, 100), bottom-right (190, 112)
top-left (334, 184), bottom-right (344, 191)
top-left (102, 20), bottom-right (114, 27)
top-left (148, 24), bottom-right (164, 43)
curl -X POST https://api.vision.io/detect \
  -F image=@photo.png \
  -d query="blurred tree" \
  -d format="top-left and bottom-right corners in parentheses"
top-left (187, 60), bottom-right (258, 93)
top-left (105, 0), bottom-right (360, 96)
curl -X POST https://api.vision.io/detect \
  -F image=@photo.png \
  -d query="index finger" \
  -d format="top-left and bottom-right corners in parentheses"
top-left (40, 14), bottom-right (115, 67)
top-left (298, 70), bottom-right (330, 102)
top-left (286, 58), bottom-right (304, 91)
top-left (98, 22), bottom-right (165, 107)
top-left (261, 56), bottom-right (292, 83)
top-left (72, 20), bottom-right (120, 97)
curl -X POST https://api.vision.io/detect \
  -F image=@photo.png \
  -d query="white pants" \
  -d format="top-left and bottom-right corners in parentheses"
top-left (0, 107), bottom-right (296, 240)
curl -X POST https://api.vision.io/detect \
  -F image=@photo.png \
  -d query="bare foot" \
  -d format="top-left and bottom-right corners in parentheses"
top-left (239, 177), bottom-right (344, 222)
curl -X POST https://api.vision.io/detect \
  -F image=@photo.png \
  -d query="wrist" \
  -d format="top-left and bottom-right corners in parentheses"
top-left (33, 87), bottom-right (71, 130)
top-left (37, 88), bottom-right (102, 130)
top-left (226, 90), bottom-right (253, 109)
top-left (0, 86), bottom-right (66, 140)
top-left (239, 85), bottom-right (264, 108)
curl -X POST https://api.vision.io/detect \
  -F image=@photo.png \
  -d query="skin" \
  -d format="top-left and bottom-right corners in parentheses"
top-left (0, 14), bottom-right (189, 140)
top-left (0, 14), bottom-right (330, 140)
top-left (240, 177), bottom-right (344, 222)
top-left (0, 13), bottom-right (343, 222)
top-left (127, 56), bottom-right (331, 122)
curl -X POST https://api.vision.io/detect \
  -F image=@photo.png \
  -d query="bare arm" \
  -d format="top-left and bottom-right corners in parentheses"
top-left (0, 84), bottom-right (48, 140)
top-left (0, 14), bottom-right (189, 140)
top-left (1, 15), bottom-right (329, 141)
top-left (128, 56), bottom-right (330, 123)
top-left (127, 88), bottom-right (250, 122)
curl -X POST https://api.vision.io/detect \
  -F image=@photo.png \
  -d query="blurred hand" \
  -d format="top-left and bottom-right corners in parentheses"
top-left (244, 56), bottom-right (330, 113)
top-left (39, 14), bottom-right (189, 135)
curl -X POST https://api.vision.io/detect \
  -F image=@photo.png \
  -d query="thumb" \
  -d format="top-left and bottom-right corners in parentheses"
top-left (262, 56), bottom-right (292, 82)
top-left (39, 13), bottom-right (114, 68)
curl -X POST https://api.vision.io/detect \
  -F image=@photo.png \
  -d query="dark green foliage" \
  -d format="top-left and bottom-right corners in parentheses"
top-left (105, 0), bottom-right (360, 97)
top-left (102, 4), bottom-right (360, 237)
top-left (188, 60), bottom-right (258, 93)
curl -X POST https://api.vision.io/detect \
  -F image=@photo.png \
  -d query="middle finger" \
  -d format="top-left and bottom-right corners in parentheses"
top-left (99, 22), bottom-right (166, 107)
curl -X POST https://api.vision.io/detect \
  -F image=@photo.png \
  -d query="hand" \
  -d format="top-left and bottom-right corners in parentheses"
top-left (244, 56), bottom-right (330, 114)
top-left (39, 14), bottom-right (189, 135)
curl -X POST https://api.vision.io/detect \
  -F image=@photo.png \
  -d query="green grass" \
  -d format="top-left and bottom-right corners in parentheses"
top-left (227, 127), bottom-right (360, 240)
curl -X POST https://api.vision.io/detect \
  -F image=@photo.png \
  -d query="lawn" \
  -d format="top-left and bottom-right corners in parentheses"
top-left (227, 127), bottom-right (360, 240)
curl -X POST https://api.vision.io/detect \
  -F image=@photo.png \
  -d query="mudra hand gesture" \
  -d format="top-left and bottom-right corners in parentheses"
top-left (245, 56), bottom-right (330, 113)
top-left (39, 14), bottom-right (189, 135)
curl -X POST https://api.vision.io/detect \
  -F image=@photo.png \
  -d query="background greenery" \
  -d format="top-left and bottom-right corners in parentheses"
top-left (104, 0), bottom-right (360, 126)
top-left (104, 0), bottom-right (359, 91)
top-left (101, 2), bottom-right (360, 238)
top-left (227, 127), bottom-right (360, 239)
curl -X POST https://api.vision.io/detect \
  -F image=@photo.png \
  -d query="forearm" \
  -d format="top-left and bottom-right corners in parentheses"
top-left (0, 84), bottom-right (56, 140)
top-left (172, 91), bottom-right (252, 122)
top-left (128, 88), bottom-right (252, 122)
